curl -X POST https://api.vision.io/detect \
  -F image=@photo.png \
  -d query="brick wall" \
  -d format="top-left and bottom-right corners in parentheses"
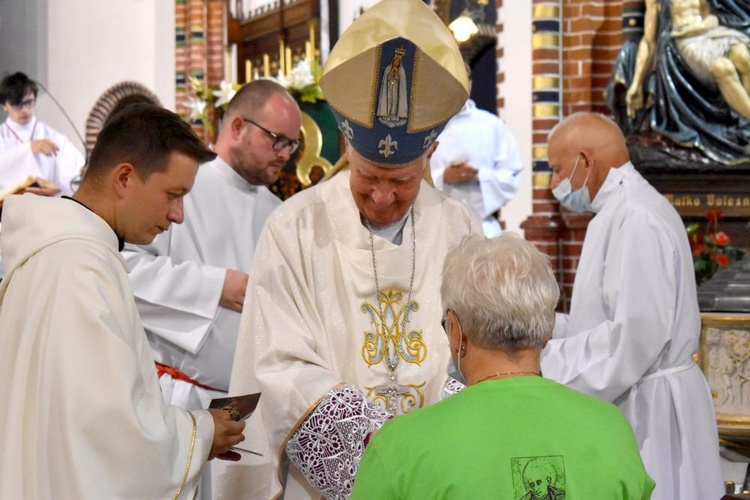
top-left (175, 0), bottom-right (226, 144)
top-left (522, 0), bottom-right (631, 311)
top-left (562, 1), bottom-right (622, 115)
top-left (496, 0), bottom-right (505, 111)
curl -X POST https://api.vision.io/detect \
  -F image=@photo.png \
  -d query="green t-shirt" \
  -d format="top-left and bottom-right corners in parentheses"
top-left (352, 376), bottom-right (654, 499)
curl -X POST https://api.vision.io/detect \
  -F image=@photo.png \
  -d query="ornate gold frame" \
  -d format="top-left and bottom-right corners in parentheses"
top-left (296, 111), bottom-right (334, 187)
top-left (700, 312), bottom-right (750, 438)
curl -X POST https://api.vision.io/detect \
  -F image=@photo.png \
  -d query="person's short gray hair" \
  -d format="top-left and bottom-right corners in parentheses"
top-left (441, 233), bottom-right (559, 351)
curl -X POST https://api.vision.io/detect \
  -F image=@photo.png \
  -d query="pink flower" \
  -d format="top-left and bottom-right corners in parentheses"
top-left (709, 231), bottom-right (730, 246)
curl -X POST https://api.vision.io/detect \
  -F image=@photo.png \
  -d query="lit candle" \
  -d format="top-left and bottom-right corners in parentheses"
top-left (263, 54), bottom-right (270, 77)
top-left (245, 60), bottom-right (252, 83)
top-left (286, 47), bottom-right (292, 75)
top-left (309, 23), bottom-right (315, 56)
top-left (279, 40), bottom-right (285, 77)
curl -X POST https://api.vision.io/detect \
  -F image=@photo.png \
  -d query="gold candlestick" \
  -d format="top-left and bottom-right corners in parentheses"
top-left (263, 54), bottom-right (270, 77)
top-left (309, 23), bottom-right (315, 58)
top-left (245, 60), bottom-right (252, 83)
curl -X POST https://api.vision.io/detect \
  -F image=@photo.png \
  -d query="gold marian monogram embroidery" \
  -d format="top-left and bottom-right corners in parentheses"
top-left (364, 383), bottom-right (426, 415)
top-left (361, 289), bottom-right (427, 414)
top-left (361, 289), bottom-right (426, 367)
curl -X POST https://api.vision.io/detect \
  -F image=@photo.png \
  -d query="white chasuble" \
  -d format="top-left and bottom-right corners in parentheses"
top-left (218, 169), bottom-right (481, 499)
top-left (0, 195), bottom-right (213, 499)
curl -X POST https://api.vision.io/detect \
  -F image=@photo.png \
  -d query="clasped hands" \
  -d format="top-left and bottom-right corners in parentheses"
top-left (443, 161), bottom-right (478, 184)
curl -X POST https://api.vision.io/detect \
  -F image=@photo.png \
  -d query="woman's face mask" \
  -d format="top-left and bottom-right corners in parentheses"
top-left (551, 153), bottom-right (591, 212)
top-left (447, 357), bottom-right (466, 385)
top-left (443, 310), bottom-right (466, 385)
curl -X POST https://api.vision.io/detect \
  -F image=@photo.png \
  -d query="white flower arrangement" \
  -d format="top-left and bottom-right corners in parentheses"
top-left (269, 59), bottom-right (324, 103)
top-left (185, 59), bottom-right (324, 134)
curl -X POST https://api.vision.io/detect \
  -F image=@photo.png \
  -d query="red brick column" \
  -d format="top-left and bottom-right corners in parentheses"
top-left (496, 0), bottom-right (505, 111)
top-left (175, 0), bottom-right (188, 118)
top-left (175, 0), bottom-right (227, 144)
top-left (521, 1), bottom-right (565, 306)
top-left (562, 1), bottom-right (622, 116)
top-left (522, 0), bottom-right (628, 310)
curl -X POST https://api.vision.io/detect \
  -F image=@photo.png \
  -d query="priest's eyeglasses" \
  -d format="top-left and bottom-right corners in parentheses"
top-left (243, 118), bottom-right (300, 155)
top-left (10, 98), bottom-right (35, 110)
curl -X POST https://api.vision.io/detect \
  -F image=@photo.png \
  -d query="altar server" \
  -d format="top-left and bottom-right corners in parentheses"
top-left (542, 112), bottom-right (723, 500)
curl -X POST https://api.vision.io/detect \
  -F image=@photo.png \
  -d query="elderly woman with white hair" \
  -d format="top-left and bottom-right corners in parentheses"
top-left (352, 233), bottom-right (654, 499)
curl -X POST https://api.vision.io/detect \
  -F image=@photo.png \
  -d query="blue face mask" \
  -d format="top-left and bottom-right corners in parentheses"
top-left (551, 154), bottom-right (591, 212)
top-left (447, 357), bottom-right (466, 385)
top-left (443, 311), bottom-right (467, 385)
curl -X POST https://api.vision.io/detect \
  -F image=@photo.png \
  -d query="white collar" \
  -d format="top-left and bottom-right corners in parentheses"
top-left (5, 116), bottom-right (37, 135)
top-left (590, 161), bottom-right (636, 213)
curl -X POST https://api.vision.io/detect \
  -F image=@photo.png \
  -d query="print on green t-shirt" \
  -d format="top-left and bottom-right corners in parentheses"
top-left (511, 455), bottom-right (566, 499)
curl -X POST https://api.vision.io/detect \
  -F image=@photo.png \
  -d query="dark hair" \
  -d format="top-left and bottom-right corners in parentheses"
top-left (87, 103), bottom-right (216, 180)
top-left (104, 94), bottom-right (160, 126)
top-left (223, 79), bottom-right (292, 122)
top-left (0, 72), bottom-right (38, 105)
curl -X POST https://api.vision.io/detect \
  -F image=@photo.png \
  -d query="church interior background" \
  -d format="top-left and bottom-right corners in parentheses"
top-left (2, 0), bottom-right (750, 493)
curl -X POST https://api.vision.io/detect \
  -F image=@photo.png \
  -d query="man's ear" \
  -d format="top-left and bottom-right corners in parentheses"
top-left (426, 140), bottom-right (439, 160)
top-left (229, 115), bottom-right (244, 139)
top-left (580, 150), bottom-right (593, 173)
top-left (112, 163), bottom-right (136, 198)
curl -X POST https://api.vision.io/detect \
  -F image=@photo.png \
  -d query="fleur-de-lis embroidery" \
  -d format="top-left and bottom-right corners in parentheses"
top-left (423, 129), bottom-right (437, 149)
top-left (339, 120), bottom-right (354, 140)
top-left (378, 134), bottom-right (398, 158)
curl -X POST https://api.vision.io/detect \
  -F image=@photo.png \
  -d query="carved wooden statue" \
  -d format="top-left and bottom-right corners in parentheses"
top-left (608, 0), bottom-right (750, 168)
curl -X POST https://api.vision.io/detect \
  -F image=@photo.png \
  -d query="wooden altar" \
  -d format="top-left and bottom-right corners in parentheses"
top-left (227, 0), bottom-right (329, 81)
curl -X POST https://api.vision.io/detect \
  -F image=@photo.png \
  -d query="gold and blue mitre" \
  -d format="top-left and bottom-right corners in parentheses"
top-left (320, 0), bottom-right (469, 167)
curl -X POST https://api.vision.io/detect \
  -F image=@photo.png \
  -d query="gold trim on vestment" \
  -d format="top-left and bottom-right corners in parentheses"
top-left (172, 410), bottom-right (197, 500)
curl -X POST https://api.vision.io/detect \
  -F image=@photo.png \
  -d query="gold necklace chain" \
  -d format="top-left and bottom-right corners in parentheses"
top-left (363, 205), bottom-right (416, 374)
top-left (474, 370), bottom-right (542, 384)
